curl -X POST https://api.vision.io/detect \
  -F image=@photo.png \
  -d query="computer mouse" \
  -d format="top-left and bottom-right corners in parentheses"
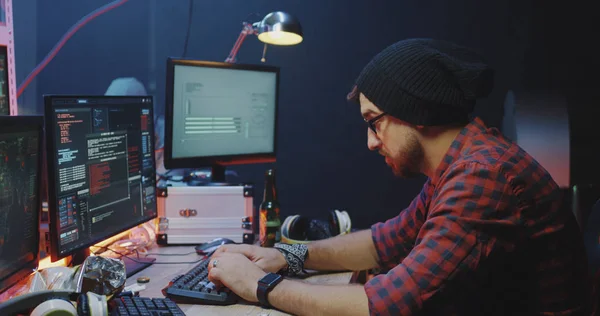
top-left (195, 238), bottom-right (236, 255)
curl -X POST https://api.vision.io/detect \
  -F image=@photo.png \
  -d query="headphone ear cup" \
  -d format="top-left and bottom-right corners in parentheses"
top-left (340, 210), bottom-right (352, 234)
top-left (305, 219), bottom-right (333, 240)
top-left (77, 293), bottom-right (89, 316)
top-left (30, 299), bottom-right (77, 316)
top-left (287, 215), bottom-right (310, 241)
top-left (281, 215), bottom-right (296, 241)
top-left (77, 292), bottom-right (108, 316)
top-left (328, 210), bottom-right (341, 236)
top-left (331, 210), bottom-right (352, 235)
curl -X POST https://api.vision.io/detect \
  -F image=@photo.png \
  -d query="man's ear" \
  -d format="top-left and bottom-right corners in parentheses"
top-left (413, 124), bottom-right (438, 137)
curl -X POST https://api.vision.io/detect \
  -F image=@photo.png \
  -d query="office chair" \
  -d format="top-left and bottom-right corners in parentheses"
top-left (583, 198), bottom-right (600, 315)
top-left (571, 184), bottom-right (600, 231)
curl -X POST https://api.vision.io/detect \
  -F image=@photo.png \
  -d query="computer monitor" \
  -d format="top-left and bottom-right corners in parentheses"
top-left (0, 116), bottom-right (43, 294)
top-left (164, 58), bottom-right (279, 183)
top-left (44, 95), bottom-right (158, 276)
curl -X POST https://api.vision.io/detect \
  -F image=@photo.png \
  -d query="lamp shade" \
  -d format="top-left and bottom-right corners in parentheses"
top-left (256, 11), bottom-right (303, 46)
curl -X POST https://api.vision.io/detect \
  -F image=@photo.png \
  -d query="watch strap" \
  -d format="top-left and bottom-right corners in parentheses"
top-left (256, 273), bottom-right (283, 308)
top-left (257, 283), bottom-right (270, 307)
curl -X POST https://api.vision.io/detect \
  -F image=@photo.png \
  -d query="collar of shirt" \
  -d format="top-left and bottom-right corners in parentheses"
top-left (429, 116), bottom-right (489, 187)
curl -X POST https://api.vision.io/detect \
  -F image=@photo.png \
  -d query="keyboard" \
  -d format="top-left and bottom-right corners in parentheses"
top-left (111, 296), bottom-right (185, 315)
top-left (161, 256), bottom-right (238, 305)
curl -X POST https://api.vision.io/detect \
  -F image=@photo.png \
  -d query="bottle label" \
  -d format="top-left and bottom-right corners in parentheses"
top-left (259, 212), bottom-right (281, 247)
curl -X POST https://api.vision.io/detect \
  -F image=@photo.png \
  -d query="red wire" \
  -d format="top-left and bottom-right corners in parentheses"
top-left (16, 0), bottom-right (129, 98)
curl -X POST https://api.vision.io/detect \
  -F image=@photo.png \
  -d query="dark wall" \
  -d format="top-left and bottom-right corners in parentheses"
top-left (34, 0), bottom-right (150, 106)
top-left (13, 0), bottom-right (37, 114)
top-left (16, 0), bottom-right (570, 229)
top-left (148, 0), bottom-right (529, 229)
top-left (513, 0), bottom-right (600, 187)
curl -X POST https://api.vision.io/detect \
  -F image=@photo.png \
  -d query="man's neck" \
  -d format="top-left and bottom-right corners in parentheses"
top-left (420, 127), bottom-right (463, 178)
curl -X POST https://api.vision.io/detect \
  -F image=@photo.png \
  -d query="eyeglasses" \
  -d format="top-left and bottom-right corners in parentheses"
top-left (364, 113), bottom-right (387, 134)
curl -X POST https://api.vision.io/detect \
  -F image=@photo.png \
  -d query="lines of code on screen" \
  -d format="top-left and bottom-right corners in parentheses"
top-left (50, 100), bottom-right (157, 257)
top-left (0, 131), bottom-right (39, 281)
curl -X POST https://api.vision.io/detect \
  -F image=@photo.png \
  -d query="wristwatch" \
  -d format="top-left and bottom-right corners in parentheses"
top-left (256, 272), bottom-right (284, 308)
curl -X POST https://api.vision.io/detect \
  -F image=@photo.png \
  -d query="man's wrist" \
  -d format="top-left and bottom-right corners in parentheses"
top-left (273, 243), bottom-right (309, 276)
top-left (251, 271), bottom-right (267, 302)
top-left (276, 249), bottom-right (289, 271)
top-left (256, 272), bottom-right (284, 307)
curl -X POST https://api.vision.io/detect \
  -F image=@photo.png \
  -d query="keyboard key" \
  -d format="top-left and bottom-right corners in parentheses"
top-left (111, 297), bottom-right (185, 316)
top-left (161, 256), bottom-right (238, 305)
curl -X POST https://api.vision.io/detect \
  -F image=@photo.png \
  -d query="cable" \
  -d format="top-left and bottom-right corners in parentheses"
top-left (144, 251), bottom-right (197, 256)
top-left (91, 246), bottom-right (205, 265)
top-left (181, 0), bottom-right (194, 57)
top-left (156, 169), bottom-right (186, 182)
top-left (16, 0), bottom-right (130, 99)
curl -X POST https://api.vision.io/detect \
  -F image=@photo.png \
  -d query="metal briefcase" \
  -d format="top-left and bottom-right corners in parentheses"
top-left (156, 183), bottom-right (254, 245)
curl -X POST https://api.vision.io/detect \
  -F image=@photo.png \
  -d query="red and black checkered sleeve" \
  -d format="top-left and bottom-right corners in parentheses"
top-left (370, 180), bottom-right (432, 270)
top-left (365, 162), bottom-right (512, 315)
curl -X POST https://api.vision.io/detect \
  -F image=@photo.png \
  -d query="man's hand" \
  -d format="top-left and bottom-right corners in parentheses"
top-left (208, 246), bottom-right (371, 315)
top-left (207, 252), bottom-right (267, 302)
top-left (212, 244), bottom-right (287, 273)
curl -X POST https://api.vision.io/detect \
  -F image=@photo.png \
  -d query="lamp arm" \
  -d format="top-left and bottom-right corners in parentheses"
top-left (225, 22), bottom-right (257, 63)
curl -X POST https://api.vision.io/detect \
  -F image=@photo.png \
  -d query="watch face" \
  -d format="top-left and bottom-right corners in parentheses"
top-left (260, 273), bottom-right (282, 287)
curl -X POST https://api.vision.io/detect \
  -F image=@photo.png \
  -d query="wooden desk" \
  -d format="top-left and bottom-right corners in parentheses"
top-left (127, 245), bottom-right (354, 315)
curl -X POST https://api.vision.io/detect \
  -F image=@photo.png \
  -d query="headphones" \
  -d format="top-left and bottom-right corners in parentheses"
top-left (281, 210), bottom-right (352, 244)
top-left (0, 290), bottom-right (108, 316)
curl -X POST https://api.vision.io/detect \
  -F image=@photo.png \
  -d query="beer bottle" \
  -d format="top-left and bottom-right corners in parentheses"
top-left (259, 169), bottom-right (281, 247)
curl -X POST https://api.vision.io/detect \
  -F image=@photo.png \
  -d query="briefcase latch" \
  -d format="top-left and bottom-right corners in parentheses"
top-left (179, 209), bottom-right (197, 217)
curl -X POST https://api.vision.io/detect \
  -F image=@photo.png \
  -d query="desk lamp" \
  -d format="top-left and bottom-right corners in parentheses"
top-left (225, 11), bottom-right (303, 63)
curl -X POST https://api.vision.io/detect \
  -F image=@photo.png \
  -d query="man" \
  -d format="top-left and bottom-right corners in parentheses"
top-left (207, 38), bottom-right (589, 315)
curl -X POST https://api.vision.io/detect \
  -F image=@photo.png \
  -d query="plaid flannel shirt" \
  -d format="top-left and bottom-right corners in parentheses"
top-left (365, 117), bottom-right (589, 315)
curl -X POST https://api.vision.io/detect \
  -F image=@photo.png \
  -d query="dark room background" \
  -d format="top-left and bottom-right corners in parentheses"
top-left (12, 0), bottom-right (600, 229)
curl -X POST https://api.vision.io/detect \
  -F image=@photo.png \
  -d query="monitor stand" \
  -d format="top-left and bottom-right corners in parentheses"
top-left (186, 164), bottom-right (234, 186)
top-left (71, 248), bottom-right (156, 278)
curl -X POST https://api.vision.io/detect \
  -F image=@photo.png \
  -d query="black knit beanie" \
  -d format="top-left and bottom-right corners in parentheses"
top-left (352, 38), bottom-right (494, 126)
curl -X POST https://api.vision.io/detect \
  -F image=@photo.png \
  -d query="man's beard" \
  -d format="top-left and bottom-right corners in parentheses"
top-left (383, 134), bottom-right (424, 178)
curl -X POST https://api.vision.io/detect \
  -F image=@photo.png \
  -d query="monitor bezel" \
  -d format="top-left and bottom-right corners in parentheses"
top-left (0, 115), bottom-right (43, 294)
top-left (0, 45), bottom-right (10, 116)
top-left (44, 95), bottom-right (158, 262)
top-left (164, 58), bottom-right (279, 170)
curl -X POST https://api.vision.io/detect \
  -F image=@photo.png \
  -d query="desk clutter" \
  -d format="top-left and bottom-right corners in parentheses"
top-left (0, 291), bottom-right (187, 316)
top-left (0, 29), bottom-right (355, 313)
top-left (0, 255), bottom-right (187, 316)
